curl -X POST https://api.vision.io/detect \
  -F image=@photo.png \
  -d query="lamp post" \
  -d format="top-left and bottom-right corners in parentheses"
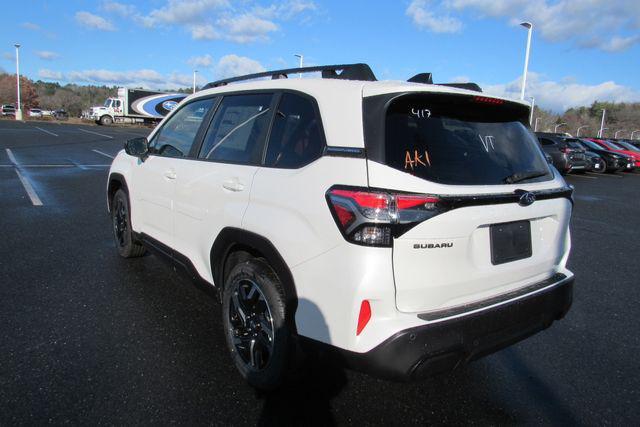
top-left (631, 130), bottom-right (640, 140)
top-left (528, 96), bottom-right (535, 125)
top-left (14, 43), bottom-right (22, 121)
top-left (598, 109), bottom-right (606, 138)
top-left (534, 117), bottom-right (541, 132)
top-left (192, 70), bottom-right (197, 94)
top-left (294, 54), bottom-right (303, 78)
top-left (614, 130), bottom-right (626, 139)
top-left (576, 125), bottom-right (589, 137)
top-left (519, 22), bottom-right (533, 100)
top-left (554, 122), bottom-right (566, 133)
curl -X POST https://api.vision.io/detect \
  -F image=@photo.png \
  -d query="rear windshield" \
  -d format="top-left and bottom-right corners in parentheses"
top-left (370, 94), bottom-right (552, 185)
top-left (604, 141), bottom-right (625, 150)
top-left (565, 139), bottom-right (584, 149)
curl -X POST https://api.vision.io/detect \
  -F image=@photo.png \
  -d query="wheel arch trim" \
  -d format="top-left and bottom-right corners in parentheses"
top-left (211, 227), bottom-right (298, 329)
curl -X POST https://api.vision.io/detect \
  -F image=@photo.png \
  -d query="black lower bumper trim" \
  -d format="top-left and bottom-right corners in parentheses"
top-left (301, 276), bottom-right (573, 381)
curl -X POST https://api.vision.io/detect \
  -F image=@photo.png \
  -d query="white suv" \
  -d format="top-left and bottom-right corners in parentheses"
top-left (107, 64), bottom-right (574, 390)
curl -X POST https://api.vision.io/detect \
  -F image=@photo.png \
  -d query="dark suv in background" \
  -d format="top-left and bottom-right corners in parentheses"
top-left (536, 132), bottom-right (588, 174)
top-left (577, 139), bottom-right (631, 173)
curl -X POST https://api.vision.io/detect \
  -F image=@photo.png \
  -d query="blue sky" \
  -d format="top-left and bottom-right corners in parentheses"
top-left (2, 0), bottom-right (640, 111)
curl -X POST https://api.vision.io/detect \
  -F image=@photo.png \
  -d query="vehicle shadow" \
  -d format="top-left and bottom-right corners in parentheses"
top-left (255, 299), bottom-right (346, 426)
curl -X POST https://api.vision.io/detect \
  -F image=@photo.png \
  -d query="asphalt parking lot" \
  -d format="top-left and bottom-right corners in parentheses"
top-left (1, 119), bottom-right (639, 425)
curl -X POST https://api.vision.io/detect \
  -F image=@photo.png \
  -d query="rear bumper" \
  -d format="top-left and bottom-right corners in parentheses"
top-left (306, 274), bottom-right (573, 381)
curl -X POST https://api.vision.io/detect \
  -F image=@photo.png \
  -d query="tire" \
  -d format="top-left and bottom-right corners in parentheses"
top-left (100, 115), bottom-right (113, 126)
top-left (222, 258), bottom-right (291, 390)
top-left (596, 161), bottom-right (607, 174)
top-left (111, 189), bottom-right (145, 258)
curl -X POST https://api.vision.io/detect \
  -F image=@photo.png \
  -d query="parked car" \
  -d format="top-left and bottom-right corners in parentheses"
top-left (107, 63), bottom-right (574, 389)
top-left (583, 151), bottom-right (606, 173)
top-left (588, 138), bottom-right (639, 170)
top-left (536, 133), bottom-right (588, 174)
top-left (577, 139), bottom-right (631, 173)
top-left (28, 108), bottom-right (43, 118)
top-left (2, 104), bottom-right (16, 116)
top-left (52, 109), bottom-right (69, 120)
top-left (613, 140), bottom-right (640, 154)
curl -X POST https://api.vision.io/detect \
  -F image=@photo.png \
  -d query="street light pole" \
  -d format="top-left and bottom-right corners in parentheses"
top-left (534, 117), bottom-right (541, 132)
top-left (528, 96), bottom-right (535, 125)
top-left (519, 22), bottom-right (533, 100)
top-left (631, 130), bottom-right (640, 140)
top-left (14, 44), bottom-right (22, 121)
top-left (598, 109), bottom-right (606, 138)
top-left (294, 54), bottom-right (303, 78)
top-left (576, 125), bottom-right (589, 137)
top-left (614, 130), bottom-right (626, 139)
top-left (192, 70), bottom-right (197, 94)
top-left (554, 123), bottom-right (566, 133)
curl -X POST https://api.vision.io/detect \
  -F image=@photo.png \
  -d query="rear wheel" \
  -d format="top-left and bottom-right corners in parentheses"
top-left (111, 189), bottom-right (145, 258)
top-left (222, 258), bottom-right (291, 390)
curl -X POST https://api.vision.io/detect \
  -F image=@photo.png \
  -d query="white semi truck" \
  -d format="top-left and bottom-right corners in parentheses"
top-left (88, 88), bottom-right (188, 125)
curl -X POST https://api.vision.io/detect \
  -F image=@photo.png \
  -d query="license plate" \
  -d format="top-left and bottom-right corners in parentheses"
top-left (595, 164), bottom-right (600, 168)
top-left (490, 220), bottom-right (532, 265)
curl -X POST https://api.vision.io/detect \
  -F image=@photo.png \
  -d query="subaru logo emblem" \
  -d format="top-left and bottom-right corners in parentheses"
top-left (162, 100), bottom-right (178, 111)
top-left (519, 192), bottom-right (536, 206)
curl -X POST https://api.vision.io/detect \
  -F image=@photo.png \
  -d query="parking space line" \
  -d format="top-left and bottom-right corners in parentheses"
top-left (6, 148), bottom-right (18, 165)
top-left (14, 169), bottom-right (43, 206)
top-left (568, 174), bottom-right (597, 179)
top-left (586, 173), bottom-right (623, 178)
top-left (92, 149), bottom-right (115, 159)
top-left (34, 126), bottom-right (59, 137)
top-left (78, 128), bottom-right (114, 139)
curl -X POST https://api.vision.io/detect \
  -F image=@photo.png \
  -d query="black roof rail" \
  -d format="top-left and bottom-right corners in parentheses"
top-left (407, 73), bottom-right (433, 84)
top-left (408, 72), bottom-right (483, 93)
top-left (437, 82), bottom-right (483, 93)
top-left (203, 63), bottom-right (377, 89)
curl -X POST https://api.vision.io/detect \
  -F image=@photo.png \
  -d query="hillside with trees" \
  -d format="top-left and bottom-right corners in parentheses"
top-left (0, 72), bottom-right (639, 138)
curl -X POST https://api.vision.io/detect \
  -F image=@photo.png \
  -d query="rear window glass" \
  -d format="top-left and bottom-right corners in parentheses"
top-left (382, 95), bottom-right (552, 185)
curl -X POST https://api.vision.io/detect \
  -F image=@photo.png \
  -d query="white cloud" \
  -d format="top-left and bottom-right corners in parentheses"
top-left (188, 54), bottom-right (213, 68)
top-left (75, 11), bottom-right (116, 31)
top-left (38, 69), bottom-right (64, 80)
top-left (21, 22), bottom-right (41, 31)
top-left (130, 0), bottom-right (316, 42)
top-left (407, 0), bottom-right (463, 33)
top-left (214, 54), bottom-right (265, 79)
top-left (217, 14), bottom-right (278, 43)
top-left (145, 0), bottom-right (229, 26)
top-left (445, 0), bottom-right (640, 52)
top-left (483, 72), bottom-right (640, 112)
top-left (189, 24), bottom-right (220, 40)
top-left (35, 51), bottom-right (60, 61)
top-left (102, 1), bottom-right (137, 16)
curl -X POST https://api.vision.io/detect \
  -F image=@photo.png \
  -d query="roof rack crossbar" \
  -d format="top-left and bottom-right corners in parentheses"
top-left (203, 63), bottom-right (377, 89)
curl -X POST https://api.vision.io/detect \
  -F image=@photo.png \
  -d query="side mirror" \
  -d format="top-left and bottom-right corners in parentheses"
top-left (125, 137), bottom-right (149, 160)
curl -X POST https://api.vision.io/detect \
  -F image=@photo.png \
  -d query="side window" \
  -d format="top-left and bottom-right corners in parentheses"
top-left (150, 98), bottom-right (214, 158)
top-left (198, 94), bottom-right (273, 164)
top-left (265, 93), bottom-right (324, 168)
top-left (540, 138), bottom-right (555, 146)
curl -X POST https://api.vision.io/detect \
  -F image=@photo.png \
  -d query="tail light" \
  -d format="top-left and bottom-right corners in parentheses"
top-left (326, 186), bottom-right (446, 247)
top-left (560, 147), bottom-right (573, 153)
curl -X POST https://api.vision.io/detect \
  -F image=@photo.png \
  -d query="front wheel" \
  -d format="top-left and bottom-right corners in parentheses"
top-left (111, 189), bottom-right (145, 258)
top-left (222, 258), bottom-right (291, 390)
top-left (100, 115), bottom-right (113, 125)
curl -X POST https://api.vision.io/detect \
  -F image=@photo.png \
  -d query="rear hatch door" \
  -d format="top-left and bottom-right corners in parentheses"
top-left (363, 91), bottom-right (572, 314)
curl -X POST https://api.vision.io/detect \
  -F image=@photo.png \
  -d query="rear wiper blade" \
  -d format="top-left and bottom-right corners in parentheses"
top-left (503, 171), bottom-right (548, 184)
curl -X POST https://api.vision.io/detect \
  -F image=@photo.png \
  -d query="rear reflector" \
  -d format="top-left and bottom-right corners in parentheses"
top-left (356, 300), bottom-right (371, 336)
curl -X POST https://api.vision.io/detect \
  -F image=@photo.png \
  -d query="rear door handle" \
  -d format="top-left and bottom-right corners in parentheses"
top-left (164, 169), bottom-right (177, 180)
top-left (222, 178), bottom-right (244, 192)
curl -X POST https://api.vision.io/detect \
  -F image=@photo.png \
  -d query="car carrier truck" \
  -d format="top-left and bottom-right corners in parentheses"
top-left (88, 88), bottom-right (188, 125)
